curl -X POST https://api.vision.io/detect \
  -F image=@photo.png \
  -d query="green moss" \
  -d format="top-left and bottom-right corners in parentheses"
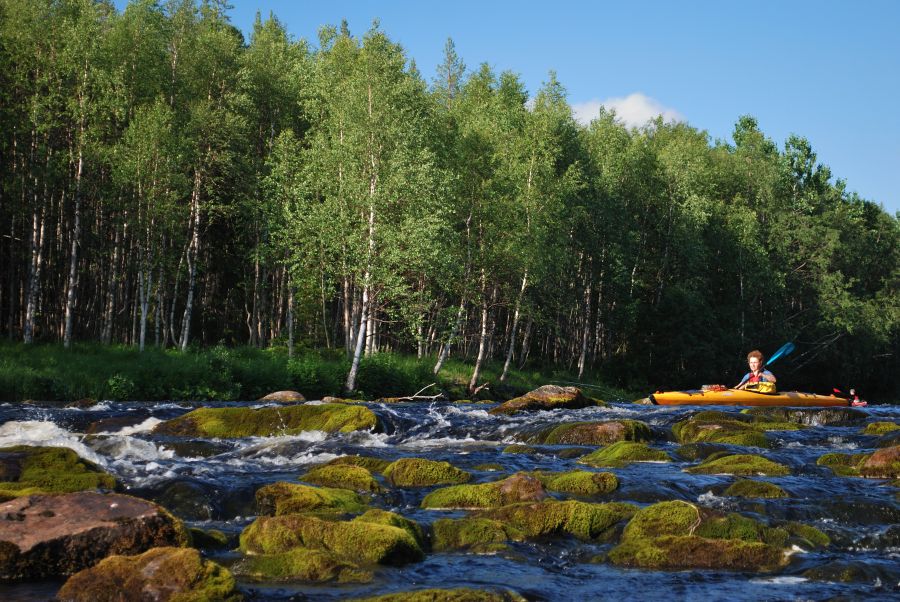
top-left (152, 403), bottom-right (379, 438)
top-left (479, 500), bottom-right (637, 541)
top-left (431, 517), bottom-right (525, 553)
top-left (349, 588), bottom-right (526, 602)
top-left (695, 513), bottom-right (769, 541)
top-left (863, 422), bottom-right (900, 435)
top-left (577, 441), bottom-right (672, 468)
top-left (672, 413), bottom-right (771, 448)
top-left (189, 527), bottom-right (229, 549)
top-left (255, 482), bottom-right (368, 516)
top-left (782, 522), bottom-right (830, 548)
top-left (619, 501), bottom-right (700, 541)
top-left (0, 446), bottom-right (117, 501)
top-left (325, 455), bottom-right (392, 474)
top-left (239, 514), bottom-right (423, 565)
top-left (382, 458), bottom-right (471, 487)
top-left (531, 470), bottom-right (619, 496)
top-left (501, 445), bottom-right (537, 454)
top-left (353, 509), bottom-right (426, 549)
top-left (301, 465), bottom-right (382, 493)
top-left (608, 534), bottom-right (786, 571)
top-left (674, 443), bottom-right (730, 461)
top-left (534, 420), bottom-right (652, 445)
top-left (55, 547), bottom-right (241, 602)
top-left (421, 473), bottom-right (546, 509)
top-left (816, 452), bottom-right (869, 477)
top-left (723, 480), bottom-right (788, 499)
top-left (686, 454), bottom-right (790, 476)
top-left (236, 547), bottom-right (371, 583)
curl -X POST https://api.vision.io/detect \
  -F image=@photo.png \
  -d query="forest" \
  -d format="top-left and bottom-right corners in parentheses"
top-left (1, 0), bottom-right (898, 397)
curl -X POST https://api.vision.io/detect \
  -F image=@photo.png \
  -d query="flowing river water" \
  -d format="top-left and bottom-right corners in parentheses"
top-left (0, 399), bottom-right (897, 601)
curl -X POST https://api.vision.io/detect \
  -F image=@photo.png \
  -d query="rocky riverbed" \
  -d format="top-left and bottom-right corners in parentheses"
top-left (0, 386), bottom-right (897, 601)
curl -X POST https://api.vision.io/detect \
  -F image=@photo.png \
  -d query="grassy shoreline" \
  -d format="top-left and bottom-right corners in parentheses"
top-left (0, 342), bottom-right (639, 403)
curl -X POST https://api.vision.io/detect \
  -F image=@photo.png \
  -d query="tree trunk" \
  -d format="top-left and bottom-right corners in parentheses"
top-left (179, 169), bottom-right (202, 351)
top-left (500, 270), bottom-right (528, 382)
top-left (434, 297), bottom-right (465, 375)
top-left (577, 267), bottom-right (592, 379)
top-left (23, 205), bottom-right (46, 344)
top-left (468, 268), bottom-right (488, 392)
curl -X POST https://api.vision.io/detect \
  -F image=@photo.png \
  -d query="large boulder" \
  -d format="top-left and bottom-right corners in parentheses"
top-left (686, 453), bottom-right (791, 477)
top-left (607, 500), bottom-right (827, 571)
top-left (255, 482), bottom-right (368, 516)
top-left (744, 407), bottom-right (866, 427)
top-left (672, 411), bottom-right (781, 448)
top-left (301, 464), bottom-right (383, 493)
top-left (478, 500), bottom-right (637, 541)
top-left (529, 420), bottom-right (652, 445)
top-left (818, 445), bottom-right (900, 479)
top-left (528, 470), bottom-right (619, 496)
top-left (489, 385), bottom-right (599, 415)
top-left (421, 473), bottom-right (547, 509)
top-left (56, 546), bottom-right (240, 601)
top-left (0, 492), bottom-right (188, 581)
top-left (578, 441), bottom-right (673, 468)
top-left (0, 446), bottom-right (117, 501)
top-left (152, 403), bottom-right (379, 438)
top-left (258, 390), bottom-right (306, 403)
top-left (382, 458), bottom-right (471, 487)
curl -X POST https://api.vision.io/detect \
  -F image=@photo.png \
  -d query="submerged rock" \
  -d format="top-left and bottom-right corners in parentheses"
top-left (0, 446), bottom-right (117, 501)
top-left (258, 390), bottom-right (306, 403)
top-left (672, 411), bottom-right (776, 448)
top-left (674, 443), bottom-right (730, 461)
top-left (578, 441), bottom-right (672, 468)
top-left (0, 492), bottom-right (188, 581)
top-left (743, 407), bottom-right (866, 427)
top-left (803, 559), bottom-right (900, 585)
top-left (501, 444), bottom-right (538, 455)
top-left (607, 500), bottom-right (824, 571)
top-left (530, 420), bottom-right (652, 445)
top-left (431, 517), bottom-right (525, 553)
top-left (301, 464), bottom-right (383, 493)
top-left (349, 588), bottom-right (527, 602)
top-left (56, 546), bottom-right (240, 601)
top-left (189, 527), bottom-right (229, 549)
top-left (239, 513), bottom-right (424, 566)
top-left (152, 402), bottom-right (380, 438)
top-left (686, 454), bottom-right (791, 476)
top-left (382, 458), bottom-right (471, 487)
top-left (421, 473), bottom-right (547, 509)
top-left (488, 385), bottom-right (599, 415)
top-left (723, 479), bottom-right (789, 499)
top-left (325, 455), bottom-right (392, 474)
top-left (255, 482), bottom-right (368, 516)
top-left (236, 546), bottom-right (372, 583)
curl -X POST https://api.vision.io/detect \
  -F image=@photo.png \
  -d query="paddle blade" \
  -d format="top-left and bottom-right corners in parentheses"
top-left (766, 342), bottom-right (795, 366)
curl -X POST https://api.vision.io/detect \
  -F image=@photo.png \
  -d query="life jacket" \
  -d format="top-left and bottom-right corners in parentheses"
top-left (746, 380), bottom-right (776, 394)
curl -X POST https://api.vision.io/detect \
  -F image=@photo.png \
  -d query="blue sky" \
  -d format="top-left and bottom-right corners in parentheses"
top-left (125, 1), bottom-right (900, 214)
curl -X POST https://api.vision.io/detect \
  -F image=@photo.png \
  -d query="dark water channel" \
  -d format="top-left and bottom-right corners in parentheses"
top-left (0, 399), bottom-right (898, 601)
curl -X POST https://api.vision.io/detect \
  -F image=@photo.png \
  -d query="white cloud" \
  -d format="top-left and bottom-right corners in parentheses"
top-left (571, 93), bottom-right (684, 128)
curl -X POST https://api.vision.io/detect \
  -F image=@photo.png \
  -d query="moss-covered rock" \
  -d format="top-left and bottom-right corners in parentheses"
top-left (863, 422), bottom-right (900, 436)
top-left (421, 473), bottom-right (547, 509)
top-left (152, 403), bottom-right (380, 438)
top-left (473, 463), bottom-right (504, 472)
top-left (382, 458), bottom-right (471, 487)
top-left (255, 482), bottom-right (368, 516)
top-left (501, 444), bottom-right (537, 455)
top-left (0, 446), bottom-right (116, 501)
top-left (478, 500), bottom-right (637, 541)
top-left (818, 446), bottom-right (900, 478)
top-left (530, 420), bottom-right (652, 445)
top-left (239, 513), bottom-right (424, 565)
top-left (235, 547), bottom-right (371, 583)
top-left (353, 509), bottom-right (426, 549)
top-left (56, 546), bottom-right (241, 602)
top-left (324, 455), bottom-right (392, 474)
top-left (489, 385), bottom-right (600, 415)
top-left (686, 454), bottom-right (790, 476)
top-left (607, 501), bottom-right (798, 571)
top-left (723, 479), bottom-right (789, 499)
top-left (301, 465), bottom-right (382, 493)
top-left (802, 561), bottom-right (894, 584)
top-left (578, 441), bottom-right (672, 468)
top-left (744, 407), bottom-right (866, 427)
top-left (349, 588), bottom-right (526, 602)
top-left (189, 527), bottom-right (229, 549)
top-left (530, 470), bottom-right (619, 496)
top-left (431, 517), bottom-right (525, 553)
top-left (672, 412), bottom-right (772, 448)
top-left (674, 443), bottom-right (731, 461)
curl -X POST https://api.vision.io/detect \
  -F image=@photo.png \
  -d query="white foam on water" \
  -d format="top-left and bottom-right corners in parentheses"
top-left (338, 430), bottom-right (389, 447)
top-left (826, 436), bottom-right (858, 450)
top-left (697, 490), bottom-right (731, 509)
top-left (0, 420), bottom-right (106, 465)
top-left (91, 417), bottom-right (164, 435)
top-left (750, 576), bottom-right (808, 585)
top-left (89, 435), bottom-right (175, 462)
top-left (400, 435), bottom-right (486, 450)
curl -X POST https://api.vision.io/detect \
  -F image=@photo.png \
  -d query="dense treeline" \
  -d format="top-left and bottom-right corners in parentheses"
top-left (1, 0), bottom-right (898, 396)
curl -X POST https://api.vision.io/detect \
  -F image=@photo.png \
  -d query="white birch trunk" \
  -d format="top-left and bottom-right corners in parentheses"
top-left (499, 270), bottom-right (528, 382)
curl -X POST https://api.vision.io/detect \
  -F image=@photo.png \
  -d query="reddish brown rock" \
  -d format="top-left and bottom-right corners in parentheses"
top-left (860, 445), bottom-right (900, 478)
top-left (258, 390), bottom-right (306, 403)
top-left (489, 385), bottom-right (597, 415)
top-left (0, 492), bottom-right (188, 581)
top-left (56, 546), bottom-right (241, 602)
top-left (498, 473), bottom-right (547, 503)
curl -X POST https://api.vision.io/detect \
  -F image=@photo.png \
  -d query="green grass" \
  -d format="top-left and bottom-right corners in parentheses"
top-left (0, 341), bottom-right (639, 402)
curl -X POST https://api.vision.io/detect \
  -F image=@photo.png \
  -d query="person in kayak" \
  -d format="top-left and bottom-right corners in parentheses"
top-left (735, 350), bottom-right (777, 390)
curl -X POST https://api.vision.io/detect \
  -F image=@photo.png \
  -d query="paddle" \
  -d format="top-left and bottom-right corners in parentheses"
top-left (764, 342), bottom-right (795, 368)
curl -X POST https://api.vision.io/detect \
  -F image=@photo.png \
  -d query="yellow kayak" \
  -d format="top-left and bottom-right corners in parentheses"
top-left (649, 389), bottom-right (850, 407)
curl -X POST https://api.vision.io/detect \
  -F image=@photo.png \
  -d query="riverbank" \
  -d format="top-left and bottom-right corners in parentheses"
top-left (0, 342), bottom-right (637, 403)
